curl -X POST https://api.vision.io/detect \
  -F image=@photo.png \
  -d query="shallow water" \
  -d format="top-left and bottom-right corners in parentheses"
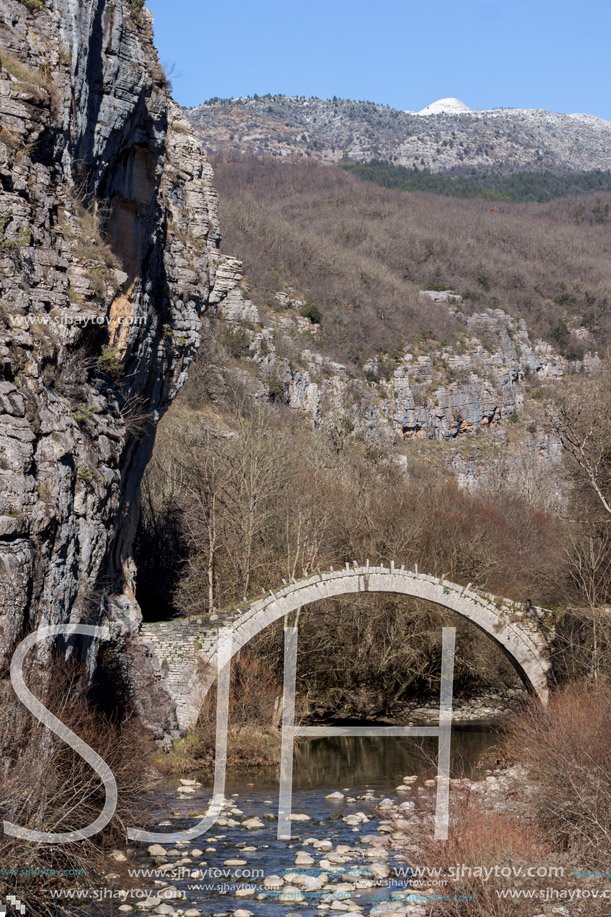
top-left (121, 725), bottom-right (501, 916)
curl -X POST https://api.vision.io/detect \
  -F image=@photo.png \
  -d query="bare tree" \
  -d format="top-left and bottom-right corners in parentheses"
top-left (548, 374), bottom-right (611, 521)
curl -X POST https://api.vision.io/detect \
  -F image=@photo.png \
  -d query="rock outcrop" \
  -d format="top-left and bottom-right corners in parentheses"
top-left (0, 0), bottom-right (235, 740)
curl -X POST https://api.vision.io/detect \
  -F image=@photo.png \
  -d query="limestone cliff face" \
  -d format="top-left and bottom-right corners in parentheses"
top-left (0, 0), bottom-right (235, 738)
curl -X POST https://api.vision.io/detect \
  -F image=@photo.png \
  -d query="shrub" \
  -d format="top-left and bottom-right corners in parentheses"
top-left (504, 681), bottom-right (611, 866)
top-left (392, 788), bottom-right (553, 916)
top-left (128, 0), bottom-right (146, 20)
top-left (162, 652), bottom-right (285, 773)
top-left (222, 325), bottom-right (252, 358)
top-left (0, 657), bottom-right (152, 915)
top-left (268, 380), bottom-right (285, 401)
top-left (300, 302), bottom-right (322, 324)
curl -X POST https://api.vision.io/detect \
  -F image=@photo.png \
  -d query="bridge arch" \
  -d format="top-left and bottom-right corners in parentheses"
top-left (142, 565), bottom-right (553, 730)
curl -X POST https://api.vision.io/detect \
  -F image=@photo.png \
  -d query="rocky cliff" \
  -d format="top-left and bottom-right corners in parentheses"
top-left (0, 0), bottom-right (235, 739)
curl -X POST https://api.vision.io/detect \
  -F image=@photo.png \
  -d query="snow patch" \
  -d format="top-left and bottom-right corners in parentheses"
top-left (418, 97), bottom-right (471, 116)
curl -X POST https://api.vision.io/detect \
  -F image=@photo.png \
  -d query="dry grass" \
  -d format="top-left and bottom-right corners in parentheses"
top-left (390, 685), bottom-right (611, 915)
top-left (0, 50), bottom-right (47, 87)
top-left (393, 791), bottom-right (555, 916)
top-left (504, 681), bottom-right (611, 866)
top-left (0, 657), bottom-right (154, 915)
top-left (161, 652), bottom-right (285, 774)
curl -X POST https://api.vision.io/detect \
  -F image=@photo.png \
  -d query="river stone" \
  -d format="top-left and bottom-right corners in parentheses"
top-left (110, 849), bottom-right (128, 863)
top-left (158, 888), bottom-right (181, 900)
top-left (148, 845), bottom-right (167, 857)
top-left (263, 875), bottom-right (284, 889)
top-left (403, 776), bottom-right (418, 784)
top-left (278, 886), bottom-right (306, 902)
top-left (136, 898), bottom-right (161, 910)
top-left (370, 904), bottom-right (407, 916)
top-left (325, 791), bottom-right (345, 800)
top-left (154, 906), bottom-right (176, 916)
top-left (290, 813), bottom-right (311, 822)
top-left (118, 908), bottom-right (133, 914)
top-left (295, 852), bottom-right (315, 866)
top-left (190, 848), bottom-right (203, 856)
top-left (225, 859), bottom-right (248, 866)
top-left (313, 839), bottom-right (334, 850)
top-left (326, 853), bottom-right (350, 864)
top-left (183, 912), bottom-right (201, 917)
top-left (301, 876), bottom-right (323, 892)
top-left (242, 817), bottom-right (265, 829)
top-left (342, 813), bottom-right (368, 826)
top-left (235, 887), bottom-right (255, 898)
top-left (369, 863), bottom-right (391, 879)
top-left (283, 872), bottom-right (304, 884)
top-left (233, 911), bottom-right (254, 917)
top-left (180, 779), bottom-right (200, 786)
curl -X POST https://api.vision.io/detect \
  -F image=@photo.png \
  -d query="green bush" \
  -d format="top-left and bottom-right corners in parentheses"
top-left (268, 381), bottom-right (285, 401)
top-left (300, 302), bottom-right (323, 324)
top-left (18, 0), bottom-right (45, 11)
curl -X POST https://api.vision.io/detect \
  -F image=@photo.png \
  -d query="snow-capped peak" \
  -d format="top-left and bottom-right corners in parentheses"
top-left (418, 98), bottom-right (471, 116)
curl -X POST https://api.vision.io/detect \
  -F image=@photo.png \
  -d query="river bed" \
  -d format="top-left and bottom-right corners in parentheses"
top-left (112, 725), bottom-right (501, 916)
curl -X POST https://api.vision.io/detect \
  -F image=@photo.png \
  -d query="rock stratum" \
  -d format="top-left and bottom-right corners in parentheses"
top-left (0, 0), bottom-right (236, 740)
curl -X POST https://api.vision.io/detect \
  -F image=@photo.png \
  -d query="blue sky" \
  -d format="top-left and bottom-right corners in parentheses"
top-left (148, 0), bottom-right (611, 120)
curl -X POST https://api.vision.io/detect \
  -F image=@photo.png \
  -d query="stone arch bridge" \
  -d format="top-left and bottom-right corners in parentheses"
top-left (141, 564), bottom-right (555, 730)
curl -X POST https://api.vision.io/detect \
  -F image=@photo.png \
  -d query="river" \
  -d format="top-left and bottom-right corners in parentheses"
top-left (115, 725), bottom-right (501, 916)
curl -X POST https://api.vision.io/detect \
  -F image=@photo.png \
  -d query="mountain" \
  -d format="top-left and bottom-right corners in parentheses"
top-left (186, 95), bottom-right (611, 174)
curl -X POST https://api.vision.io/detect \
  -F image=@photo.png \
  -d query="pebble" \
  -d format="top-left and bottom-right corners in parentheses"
top-left (326, 791), bottom-right (345, 800)
top-left (242, 817), bottom-right (265, 829)
top-left (110, 849), bottom-right (128, 862)
top-left (148, 845), bottom-right (167, 857)
top-left (278, 886), bottom-right (306, 902)
top-left (295, 852), bottom-right (315, 866)
top-left (263, 875), bottom-right (284, 889)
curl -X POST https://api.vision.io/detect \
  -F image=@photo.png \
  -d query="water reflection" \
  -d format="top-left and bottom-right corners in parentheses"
top-left (290, 725), bottom-right (500, 794)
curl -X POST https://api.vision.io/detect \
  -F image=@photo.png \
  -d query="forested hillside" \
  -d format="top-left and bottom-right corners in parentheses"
top-left (213, 158), bottom-right (611, 361)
